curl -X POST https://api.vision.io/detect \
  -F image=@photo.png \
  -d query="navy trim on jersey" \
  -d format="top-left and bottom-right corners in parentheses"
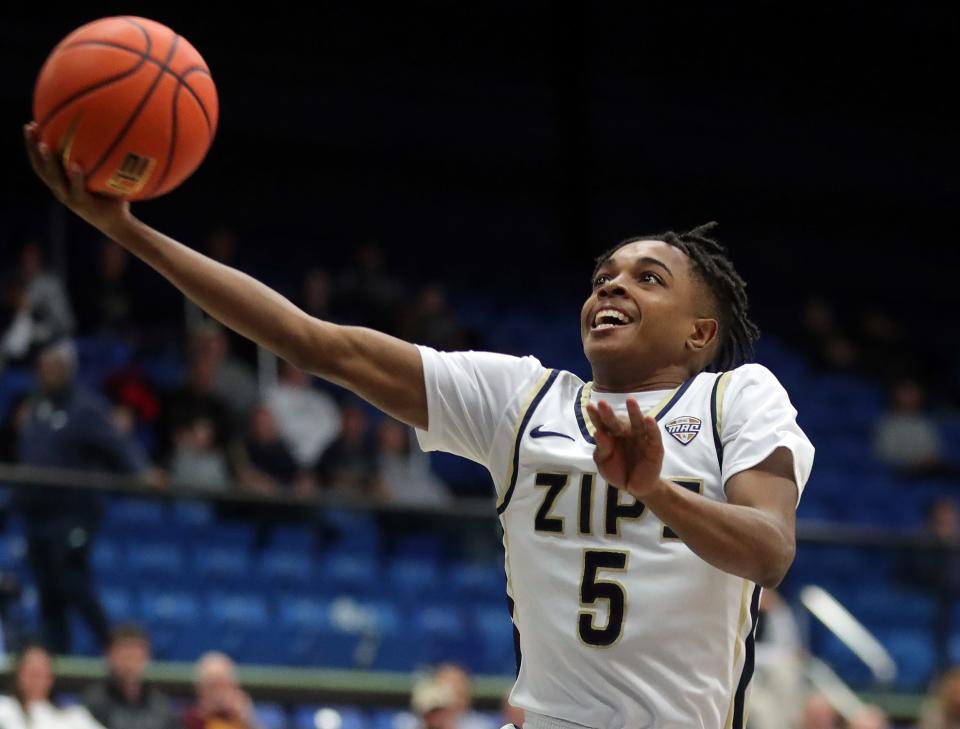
top-left (654, 378), bottom-right (695, 423)
top-left (710, 372), bottom-right (725, 470)
top-left (574, 384), bottom-right (596, 445)
top-left (574, 377), bottom-right (696, 445)
top-left (731, 585), bottom-right (762, 729)
top-left (508, 595), bottom-right (522, 677)
top-left (496, 369), bottom-right (560, 516)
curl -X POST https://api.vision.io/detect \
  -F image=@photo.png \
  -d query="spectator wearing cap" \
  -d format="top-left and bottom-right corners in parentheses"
top-left (82, 624), bottom-right (178, 729)
top-left (411, 675), bottom-right (459, 729)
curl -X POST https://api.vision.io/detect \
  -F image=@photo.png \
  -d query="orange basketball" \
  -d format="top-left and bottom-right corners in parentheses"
top-left (33, 16), bottom-right (218, 201)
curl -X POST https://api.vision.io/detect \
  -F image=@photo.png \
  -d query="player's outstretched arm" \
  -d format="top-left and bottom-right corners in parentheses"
top-left (24, 123), bottom-right (427, 429)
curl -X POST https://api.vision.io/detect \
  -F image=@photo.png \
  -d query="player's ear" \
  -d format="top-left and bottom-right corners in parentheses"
top-left (687, 317), bottom-right (719, 353)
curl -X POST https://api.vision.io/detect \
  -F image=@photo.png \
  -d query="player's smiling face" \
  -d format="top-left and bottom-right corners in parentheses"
top-left (581, 240), bottom-right (715, 387)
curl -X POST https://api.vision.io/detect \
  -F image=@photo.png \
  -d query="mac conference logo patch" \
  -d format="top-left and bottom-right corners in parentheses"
top-left (664, 415), bottom-right (702, 445)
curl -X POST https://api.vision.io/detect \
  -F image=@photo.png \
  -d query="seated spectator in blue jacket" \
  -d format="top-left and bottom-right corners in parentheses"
top-left (15, 340), bottom-right (157, 653)
top-left (237, 405), bottom-right (317, 498)
top-left (83, 624), bottom-right (178, 729)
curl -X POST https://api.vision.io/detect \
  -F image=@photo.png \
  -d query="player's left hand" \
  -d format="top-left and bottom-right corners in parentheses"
top-left (586, 399), bottom-right (665, 499)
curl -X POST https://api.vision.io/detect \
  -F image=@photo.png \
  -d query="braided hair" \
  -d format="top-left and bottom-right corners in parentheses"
top-left (594, 222), bottom-right (759, 372)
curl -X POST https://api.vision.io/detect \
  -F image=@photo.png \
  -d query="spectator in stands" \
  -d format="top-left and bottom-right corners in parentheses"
top-left (237, 405), bottom-right (317, 497)
top-left (82, 624), bottom-right (177, 729)
top-left (265, 360), bottom-right (341, 471)
top-left (158, 348), bottom-right (234, 486)
top-left (900, 498), bottom-right (960, 673)
top-left (874, 378), bottom-right (946, 474)
top-left (75, 240), bottom-right (137, 339)
top-left (169, 417), bottom-right (232, 491)
top-left (919, 666), bottom-right (960, 729)
top-left (0, 643), bottom-right (106, 728)
top-left (318, 404), bottom-right (379, 496)
top-left (751, 589), bottom-right (804, 729)
top-left (1, 241), bottom-right (74, 368)
top-left (300, 268), bottom-right (333, 321)
top-left (411, 675), bottom-right (459, 729)
top-left (846, 705), bottom-right (890, 729)
top-left (800, 693), bottom-right (842, 729)
top-left (183, 652), bottom-right (254, 729)
top-left (15, 341), bottom-right (156, 653)
top-left (332, 241), bottom-right (405, 334)
top-left (401, 285), bottom-right (466, 351)
top-left (433, 664), bottom-right (491, 729)
top-left (189, 321), bottom-right (259, 434)
top-left (376, 418), bottom-right (450, 506)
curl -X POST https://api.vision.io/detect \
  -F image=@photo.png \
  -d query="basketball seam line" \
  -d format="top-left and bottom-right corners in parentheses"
top-left (87, 32), bottom-right (182, 181)
top-left (151, 76), bottom-right (182, 196)
top-left (36, 24), bottom-right (152, 132)
top-left (58, 40), bottom-right (214, 136)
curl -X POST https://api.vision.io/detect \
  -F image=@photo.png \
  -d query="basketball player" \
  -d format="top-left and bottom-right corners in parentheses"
top-left (24, 123), bottom-right (814, 729)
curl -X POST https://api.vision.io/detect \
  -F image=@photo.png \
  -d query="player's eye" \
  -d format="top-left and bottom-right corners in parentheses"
top-left (638, 271), bottom-right (663, 285)
top-left (592, 273), bottom-right (612, 289)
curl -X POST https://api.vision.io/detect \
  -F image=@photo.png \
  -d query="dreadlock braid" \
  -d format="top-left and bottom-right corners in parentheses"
top-left (593, 222), bottom-right (760, 372)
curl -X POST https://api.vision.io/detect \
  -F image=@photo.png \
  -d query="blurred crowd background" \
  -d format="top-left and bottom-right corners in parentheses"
top-left (1, 2), bottom-right (957, 728)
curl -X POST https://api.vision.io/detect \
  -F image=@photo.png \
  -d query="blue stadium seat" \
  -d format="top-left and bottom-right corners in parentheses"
top-left (193, 545), bottom-right (252, 586)
top-left (470, 604), bottom-right (516, 674)
top-left (75, 336), bottom-right (132, 386)
top-left (319, 554), bottom-right (380, 596)
top-left (139, 589), bottom-right (200, 659)
top-left (204, 523), bottom-right (258, 549)
top-left (880, 629), bottom-right (936, 688)
top-left (258, 549), bottom-right (314, 589)
top-left (103, 497), bottom-right (168, 536)
top-left (384, 559), bottom-right (441, 604)
top-left (817, 633), bottom-right (875, 688)
top-left (392, 534), bottom-right (445, 562)
top-left (269, 526), bottom-right (317, 551)
top-left (847, 588), bottom-right (935, 632)
top-left (99, 585), bottom-right (135, 622)
top-left (254, 702), bottom-right (290, 729)
top-left (449, 561), bottom-right (505, 599)
top-left (68, 615), bottom-right (99, 657)
top-left (322, 509), bottom-right (381, 557)
top-left (91, 538), bottom-right (122, 577)
top-left (126, 541), bottom-right (184, 579)
top-left (206, 591), bottom-right (272, 662)
top-left (370, 710), bottom-right (419, 729)
top-left (139, 589), bottom-right (200, 625)
top-left (274, 594), bottom-right (328, 665)
top-left (0, 534), bottom-right (26, 574)
top-left (0, 367), bottom-right (33, 422)
top-left (171, 500), bottom-right (215, 532)
top-left (409, 603), bottom-right (473, 667)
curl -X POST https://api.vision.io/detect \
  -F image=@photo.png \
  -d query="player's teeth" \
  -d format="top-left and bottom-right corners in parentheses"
top-left (593, 309), bottom-right (632, 327)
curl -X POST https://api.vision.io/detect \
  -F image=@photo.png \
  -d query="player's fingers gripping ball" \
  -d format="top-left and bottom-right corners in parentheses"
top-left (33, 16), bottom-right (218, 201)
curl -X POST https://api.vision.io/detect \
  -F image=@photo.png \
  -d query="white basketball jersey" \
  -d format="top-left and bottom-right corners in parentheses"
top-left (415, 347), bottom-right (814, 729)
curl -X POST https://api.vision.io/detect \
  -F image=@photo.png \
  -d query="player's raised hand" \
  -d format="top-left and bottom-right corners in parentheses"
top-left (586, 399), bottom-right (665, 499)
top-left (23, 122), bottom-right (131, 234)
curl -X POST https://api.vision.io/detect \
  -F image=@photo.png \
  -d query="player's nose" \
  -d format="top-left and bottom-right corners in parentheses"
top-left (597, 276), bottom-right (627, 298)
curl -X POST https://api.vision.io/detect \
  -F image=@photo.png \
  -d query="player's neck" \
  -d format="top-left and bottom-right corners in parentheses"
top-left (591, 362), bottom-right (690, 393)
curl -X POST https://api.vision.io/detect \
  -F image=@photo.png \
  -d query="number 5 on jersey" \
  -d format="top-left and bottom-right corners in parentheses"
top-left (578, 549), bottom-right (628, 647)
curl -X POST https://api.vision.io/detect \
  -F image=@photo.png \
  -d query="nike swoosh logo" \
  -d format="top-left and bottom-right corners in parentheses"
top-left (530, 425), bottom-right (575, 441)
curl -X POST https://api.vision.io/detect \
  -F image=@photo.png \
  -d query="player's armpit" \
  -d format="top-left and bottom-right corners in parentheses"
top-left (295, 321), bottom-right (428, 430)
top-left (724, 446), bottom-right (798, 584)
